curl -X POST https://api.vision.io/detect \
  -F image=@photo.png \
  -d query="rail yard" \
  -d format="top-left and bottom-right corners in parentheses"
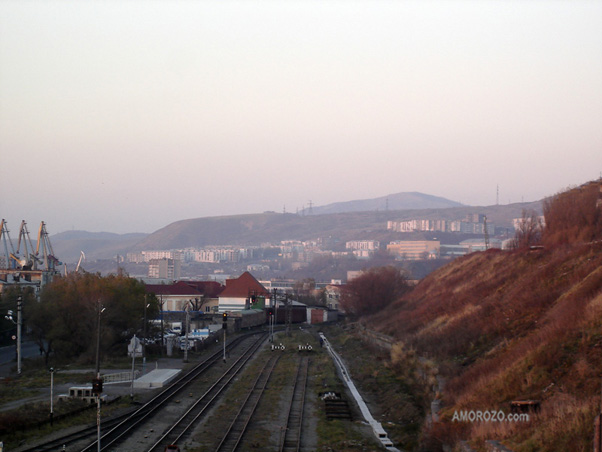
top-left (6, 325), bottom-right (387, 452)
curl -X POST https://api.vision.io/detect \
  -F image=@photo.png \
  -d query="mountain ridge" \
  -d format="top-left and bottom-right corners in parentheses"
top-left (308, 191), bottom-right (463, 214)
top-left (49, 191), bottom-right (541, 262)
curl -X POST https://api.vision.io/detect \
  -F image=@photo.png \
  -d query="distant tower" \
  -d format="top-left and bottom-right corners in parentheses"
top-left (483, 216), bottom-right (490, 250)
top-left (308, 200), bottom-right (313, 215)
top-left (386, 197), bottom-right (389, 211)
top-left (283, 205), bottom-right (286, 214)
top-left (496, 185), bottom-right (499, 205)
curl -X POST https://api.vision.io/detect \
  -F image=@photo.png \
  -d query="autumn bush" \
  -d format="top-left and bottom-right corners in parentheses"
top-left (339, 265), bottom-right (409, 318)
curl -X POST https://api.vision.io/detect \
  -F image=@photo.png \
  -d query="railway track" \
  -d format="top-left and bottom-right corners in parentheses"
top-left (20, 332), bottom-right (266, 452)
top-left (279, 355), bottom-right (310, 452)
top-left (145, 333), bottom-right (270, 452)
top-left (214, 354), bottom-right (281, 452)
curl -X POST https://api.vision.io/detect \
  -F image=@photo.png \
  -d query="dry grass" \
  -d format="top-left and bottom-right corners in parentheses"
top-left (366, 226), bottom-right (602, 450)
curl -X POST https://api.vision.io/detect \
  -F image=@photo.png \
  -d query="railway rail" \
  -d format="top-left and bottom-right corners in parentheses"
top-left (279, 355), bottom-right (310, 452)
top-left (146, 333), bottom-right (269, 452)
top-left (20, 332), bottom-right (266, 452)
top-left (214, 354), bottom-right (281, 452)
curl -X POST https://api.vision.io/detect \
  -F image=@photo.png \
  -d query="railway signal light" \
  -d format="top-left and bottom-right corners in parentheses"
top-left (92, 377), bottom-right (103, 394)
top-left (222, 312), bottom-right (228, 329)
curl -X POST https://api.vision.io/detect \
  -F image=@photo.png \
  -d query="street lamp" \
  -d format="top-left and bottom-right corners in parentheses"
top-left (93, 300), bottom-right (105, 452)
top-left (183, 300), bottom-right (191, 363)
top-left (143, 300), bottom-right (150, 372)
top-left (49, 367), bottom-right (55, 425)
top-left (95, 302), bottom-right (106, 378)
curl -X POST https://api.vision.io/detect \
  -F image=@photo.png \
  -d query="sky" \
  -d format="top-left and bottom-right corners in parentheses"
top-left (1, 1), bottom-right (601, 234)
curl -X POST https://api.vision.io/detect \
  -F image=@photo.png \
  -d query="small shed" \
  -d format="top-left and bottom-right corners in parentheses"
top-left (307, 307), bottom-right (338, 324)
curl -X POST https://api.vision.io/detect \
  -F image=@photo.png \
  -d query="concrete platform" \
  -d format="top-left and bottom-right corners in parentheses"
top-left (133, 368), bottom-right (181, 388)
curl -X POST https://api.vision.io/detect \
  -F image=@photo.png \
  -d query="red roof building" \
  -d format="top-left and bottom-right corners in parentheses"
top-left (218, 272), bottom-right (270, 312)
top-left (145, 280), bottom-right (224, 312)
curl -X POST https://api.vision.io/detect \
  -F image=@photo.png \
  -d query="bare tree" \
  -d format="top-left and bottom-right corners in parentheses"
top-left (510, 209), bottom-right (543, 250)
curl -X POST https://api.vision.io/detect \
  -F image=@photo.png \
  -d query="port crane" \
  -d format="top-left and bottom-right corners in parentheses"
top-left (36, 221), bottom-right (59, 272)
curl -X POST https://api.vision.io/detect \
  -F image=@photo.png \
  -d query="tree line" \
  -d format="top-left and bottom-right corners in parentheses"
top-left (1, 272), bottom-right (159, 367)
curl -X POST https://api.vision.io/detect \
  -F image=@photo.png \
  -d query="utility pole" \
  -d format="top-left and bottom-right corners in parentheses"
top-left (285, 294), bottom-right (292, 337)
top-left (159, 294), bottom-right (164, 356)
top-left (222, 312), bottom-right (228, 362)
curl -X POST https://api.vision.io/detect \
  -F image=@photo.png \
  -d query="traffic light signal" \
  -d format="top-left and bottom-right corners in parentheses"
top-left (251, 294), bottom-right (257, 304)
top-left (222, 312), bottom-right (228, 329)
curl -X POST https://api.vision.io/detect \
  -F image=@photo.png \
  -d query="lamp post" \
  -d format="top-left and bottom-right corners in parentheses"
top-left (143, 300), bottom-right (150, 373)
top-left (49, 367), bottom-right (55, 425)
top-left (4, 297), bottom-right (22, 376)
top-left (160, 294), bottom-right (164, 356)
top-left (93, 300), bottom-right (105, 452)
top-left (17, 296), bottom-right (22, 375)
top-left (183, 301), bottom-right (191, 363)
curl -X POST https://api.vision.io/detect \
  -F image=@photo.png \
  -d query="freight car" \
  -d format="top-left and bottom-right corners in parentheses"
top-left (228, 309), bottom-right (266, 331)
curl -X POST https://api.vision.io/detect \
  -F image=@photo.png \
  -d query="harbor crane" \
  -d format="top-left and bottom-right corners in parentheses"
top-left (35, 221), bottom-right (59, 272)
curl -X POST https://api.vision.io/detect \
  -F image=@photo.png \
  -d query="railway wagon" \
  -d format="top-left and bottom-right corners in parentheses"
top-left (274, 302), bottom-right (307, 324)
top-left (229, 308), bottom-right (266, 330)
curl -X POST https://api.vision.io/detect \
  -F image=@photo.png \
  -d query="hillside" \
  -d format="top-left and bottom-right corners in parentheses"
top-left (131, 201), bottom-right (540, 252)
top-left (364, 180), bottom-right (602, 451)
top-left (47, 189), bottom-right (540, 262)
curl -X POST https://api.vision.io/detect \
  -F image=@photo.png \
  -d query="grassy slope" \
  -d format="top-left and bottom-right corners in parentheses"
top-left (367, 241), bottom-right (602, 451)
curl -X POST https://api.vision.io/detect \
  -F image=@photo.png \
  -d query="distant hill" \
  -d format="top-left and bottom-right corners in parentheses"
top-left (132, 201), bottom-right (540, 252)
top-left (51, 231), bottom-right (148, 262)
top-left (49, 190), bottom-right (542, 262)
top-left (307, 191), bottom-right (463, 214)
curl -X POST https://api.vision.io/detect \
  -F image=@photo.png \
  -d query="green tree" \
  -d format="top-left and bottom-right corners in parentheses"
top-left (27, 272), bottom-right (158, 365)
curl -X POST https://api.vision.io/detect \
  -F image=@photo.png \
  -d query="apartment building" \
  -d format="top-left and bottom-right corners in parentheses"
top-left (345, 240), bottom-right (380, 251)
top-left (388, 216), bottom-right (495, 235)
top-left (386, 240), bottom-right (440, 260)
top-left (148, 258), bottom-right (181, 279)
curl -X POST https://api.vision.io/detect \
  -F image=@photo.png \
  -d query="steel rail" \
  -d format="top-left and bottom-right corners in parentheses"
top-left (279, 355), bottom-right (309, 452)
top-left (146, 332), bottom-right (269, 452)
top-left (214, 354), bottom-right (281, 452)
top-left (85, 333), bottom-right (264, 452)
top-left (22, 332), bottom-right (260, 452)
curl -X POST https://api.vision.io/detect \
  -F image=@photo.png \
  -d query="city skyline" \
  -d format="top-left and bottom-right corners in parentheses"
top-left (1, 1), bottom-right (601, 234)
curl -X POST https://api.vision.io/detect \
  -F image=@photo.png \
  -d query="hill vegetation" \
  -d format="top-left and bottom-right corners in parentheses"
top-left (129, 201), bottom-right (541, 252)
top-left (49, 191), bottom-right (541, 263)
top-left (361, 180), bottom-right (602, 451)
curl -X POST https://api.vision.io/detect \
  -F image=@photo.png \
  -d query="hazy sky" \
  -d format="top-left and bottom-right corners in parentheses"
top-left (1, 1), bottom-right (601, 234)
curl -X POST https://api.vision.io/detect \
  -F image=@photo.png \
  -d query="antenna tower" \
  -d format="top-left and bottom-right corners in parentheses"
top-left (483, 216), bottom-right (490, 250)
